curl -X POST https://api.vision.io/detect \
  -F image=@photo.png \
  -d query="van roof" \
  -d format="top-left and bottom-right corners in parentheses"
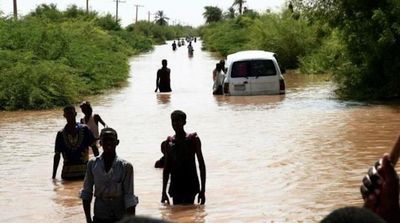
top-left (227, 50), bottom-right (276, 63)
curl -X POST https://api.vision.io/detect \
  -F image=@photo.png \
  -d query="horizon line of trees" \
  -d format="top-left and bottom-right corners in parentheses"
top-left (6, 0), bottom-right (185, 27)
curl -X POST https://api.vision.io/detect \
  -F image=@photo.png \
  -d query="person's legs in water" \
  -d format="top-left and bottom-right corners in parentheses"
top-left (172, 195), bottom-right (196, 205)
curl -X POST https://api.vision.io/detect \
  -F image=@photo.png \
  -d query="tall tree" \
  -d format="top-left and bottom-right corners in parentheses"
top-left (224, 7), bottom-right (236, 19)
top-left (154, 10), bottom-right (169, 26)
top-left (203, 6), bottom-right (223, 24)
top-left (232, 0), bottom-right (246, 15)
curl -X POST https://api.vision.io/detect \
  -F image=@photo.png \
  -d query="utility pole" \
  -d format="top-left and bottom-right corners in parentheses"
top-left (134, 4), bottom-right (143, 23)
top-left (114, 0), bottom-right (126, 23)
top-left (86, 0), bottom-right (89, 14)
top-left (13, 0), bottom-right (17, 19)
top-left (148, 11), bottom-right (150, 22)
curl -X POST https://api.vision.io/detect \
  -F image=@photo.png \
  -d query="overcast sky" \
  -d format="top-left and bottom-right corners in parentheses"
top-left (1, 0), bottom-right (286, 27)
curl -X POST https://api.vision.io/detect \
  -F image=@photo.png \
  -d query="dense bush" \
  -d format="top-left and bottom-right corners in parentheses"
top-left (0, 4), bottom-right (157, 110)
top-left (247, 11), bottom-right (320, 69)
top-left (299, 29), bottom-right (346, 74)
top-left (200, 11), bottom-right (321, 69)
top-left (199, 17), bottom-right (253, 56)
top-left (291, 0), bottom-right (400, 99)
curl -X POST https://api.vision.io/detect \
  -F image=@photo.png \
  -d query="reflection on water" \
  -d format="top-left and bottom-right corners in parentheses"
top-left (0, 41), bottom-right (400, 222)
top-left (160, 205), bottom-right (206, 223)
top-left (157, 93), bottom-right (171, 105)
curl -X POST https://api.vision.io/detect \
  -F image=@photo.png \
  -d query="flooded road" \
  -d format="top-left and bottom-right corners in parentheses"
top-left (0, 41), bottom-right (399, 222)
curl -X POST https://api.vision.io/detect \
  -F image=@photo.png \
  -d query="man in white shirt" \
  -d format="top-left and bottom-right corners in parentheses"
top-left (80, 128), bottom-right (138, 223)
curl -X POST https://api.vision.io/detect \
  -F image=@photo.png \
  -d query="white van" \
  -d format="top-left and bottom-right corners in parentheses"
top-left (222, 50), bottom-right (285, 96)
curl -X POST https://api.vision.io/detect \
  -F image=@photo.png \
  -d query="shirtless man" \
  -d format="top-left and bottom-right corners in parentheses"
top-left (155, 59), bottom-right (172, 93)
top-left (161, 110), bottom-right (206, 205)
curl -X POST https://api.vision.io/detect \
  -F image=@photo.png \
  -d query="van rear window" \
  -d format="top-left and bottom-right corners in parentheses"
top-left (231, 60), bottom-right (276, 78)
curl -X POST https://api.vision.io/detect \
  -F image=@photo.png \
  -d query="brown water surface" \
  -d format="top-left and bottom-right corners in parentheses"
top-left (1, 41), bottom-right (399, 222)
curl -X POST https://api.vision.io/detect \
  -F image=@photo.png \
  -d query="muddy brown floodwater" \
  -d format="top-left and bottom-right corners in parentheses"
top-left (0, 40), bottom-right (399, 223)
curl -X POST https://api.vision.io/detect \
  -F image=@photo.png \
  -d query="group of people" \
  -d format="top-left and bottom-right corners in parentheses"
top-left (52, 102), bottom-right (206, 223)
top-left (154, 57), bottom-right (228, 96)
top-left (171, 37), bottom-right (196, 56)
top-left (51, 45), bottom-right (400, 222)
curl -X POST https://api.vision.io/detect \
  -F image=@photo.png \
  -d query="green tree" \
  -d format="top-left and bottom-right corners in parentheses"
top-left (293, 0), bottom-right (400, 99)
top-left (232, 0), bottom-right (246, 15)
top-left (203, 6), bottom-right (223, 24)
top-left (154, 10), bottom-right (169, 26)
top-left (95, 14), bottom-right (121, 31)
top-left (224, 7), bottom-right (236, 19)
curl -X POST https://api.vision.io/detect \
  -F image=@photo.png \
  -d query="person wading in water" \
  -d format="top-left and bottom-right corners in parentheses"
top-left (155, 59), bottom-right (172, 93)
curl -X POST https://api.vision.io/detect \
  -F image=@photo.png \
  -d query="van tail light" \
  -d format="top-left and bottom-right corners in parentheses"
top-left (224, 83), bottom-right (230, 94)
top-left (279, 79), bottom-right (285, 93)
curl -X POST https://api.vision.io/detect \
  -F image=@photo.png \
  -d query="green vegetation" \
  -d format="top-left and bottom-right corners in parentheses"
top-left (0, 4), bottom-right (195, 110)
top-left (200, 11), bottom-right (319, 69)
top-left (201, 0), bottom-right (400, 100)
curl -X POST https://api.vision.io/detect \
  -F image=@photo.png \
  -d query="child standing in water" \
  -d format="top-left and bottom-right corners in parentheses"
top-left (80, 101), bottom-right (107, 154)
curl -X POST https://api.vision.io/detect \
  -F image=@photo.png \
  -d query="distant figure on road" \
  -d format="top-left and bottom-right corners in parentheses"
top-left (155, 59), bottom-right (172, 93)
top-left (172, 41), bottom-right (177, 51)
top-left (52, 105), bottom-right (97, 180)
top-left (187, 42), bottom-right (194, 57)
top-left (161, 110), bottom-right (206, 205)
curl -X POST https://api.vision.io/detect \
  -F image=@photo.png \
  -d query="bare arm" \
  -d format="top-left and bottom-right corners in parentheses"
top-left (94, 114), bottom-right (106, 128)
top-left (83, 200), bottom-right (92, 223)
top-left (81, 161), bottom-right (95, 223)
top-left (213, 70), bottom-right (217, 81)
top-left (123, 163), bottom-right (137, 215)
top-left (155, 71), bottom-right (160, 92)
top-left (53, 132), bottom-right (62, 179)
top-left (195, 137), bottom-right (206, 204)
top-left (85, 127), bottom-right (99, 156)
top-left (52, 153), bottom-right (60, 179)
top-left (389, 135), bottom-right (400, 165)
top-left (161, 150), bottom-right (170, 204)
